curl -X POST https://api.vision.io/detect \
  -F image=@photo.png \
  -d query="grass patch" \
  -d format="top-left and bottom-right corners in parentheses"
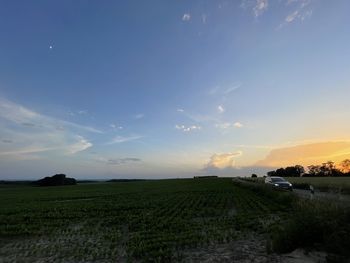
top-left (270, 199), bottom-right (350, 261)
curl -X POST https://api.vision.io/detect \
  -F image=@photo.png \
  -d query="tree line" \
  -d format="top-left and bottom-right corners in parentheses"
top-left (267, 159), bottom-right (350, 177)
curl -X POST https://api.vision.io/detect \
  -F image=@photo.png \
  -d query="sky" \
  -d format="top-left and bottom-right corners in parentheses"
top-left (1, 0), bottom-right (350, 180)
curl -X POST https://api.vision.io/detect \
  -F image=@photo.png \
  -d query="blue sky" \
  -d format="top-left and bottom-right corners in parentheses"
top-left (1, 0), bottom-right (350, 179)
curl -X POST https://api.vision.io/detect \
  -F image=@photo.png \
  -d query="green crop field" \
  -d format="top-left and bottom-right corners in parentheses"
top-left (0, 178), bottom-right (294, 262)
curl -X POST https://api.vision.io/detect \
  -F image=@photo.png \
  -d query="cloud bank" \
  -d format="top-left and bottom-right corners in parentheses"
top-left (255, 141), bottom-right (350, 167)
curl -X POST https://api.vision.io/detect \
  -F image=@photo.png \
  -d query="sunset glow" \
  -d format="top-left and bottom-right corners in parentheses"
top-left (1, 1), bottom-right (350, 179)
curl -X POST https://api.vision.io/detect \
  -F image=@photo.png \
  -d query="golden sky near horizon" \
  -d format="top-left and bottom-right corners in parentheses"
top-left (254, 141), bottom-right (350, 168)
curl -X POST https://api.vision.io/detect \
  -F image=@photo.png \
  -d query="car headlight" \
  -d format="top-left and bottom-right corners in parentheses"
top-left (289, 183), bottom-right (292, 187)
top-left (274, 183), bottom-right (279, 186)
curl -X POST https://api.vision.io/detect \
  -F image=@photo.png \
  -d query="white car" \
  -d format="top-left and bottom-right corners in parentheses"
top-left (265, 176), bottom-right (293, 191)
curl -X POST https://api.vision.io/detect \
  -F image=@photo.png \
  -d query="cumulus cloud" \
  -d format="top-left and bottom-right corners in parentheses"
top-left (217, 105), bottom-right (225, 113)
top-left (206, 152), bottom-right (243, 169)
top-left (234, 122), bottom-right (243, 128)
top-left (255, 141), bottom-right (350, 167)
top-left (175, 124), bottom-right (201, 132)
top-left (182, 13), bottom-right (191, 21)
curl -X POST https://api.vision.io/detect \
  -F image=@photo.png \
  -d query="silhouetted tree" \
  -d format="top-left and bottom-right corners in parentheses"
top-left (295, 165), bottom-right (305, 176)
top-left (340, 159), bottom-right (350, 173)
top-left (284, 165), bottom-right (305, 177)
top-left (319, 161), bottom-right (335, 176)
top-left (307, 165), bottom-right (322, 176)
top-left (267, 171), bottom-right (277, 177)
top-left (251, 174), bottom-right (257, 178)
top-left (267, 165), bottom-right (305, 177)
top-left (267, 160), bottom-right (350, 177)
top-left (275, 168), bottom-right (285, 177)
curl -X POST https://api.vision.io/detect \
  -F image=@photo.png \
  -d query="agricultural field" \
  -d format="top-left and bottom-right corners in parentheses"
top-left (0, 178), bottom-right (294, 262)
top-left (0, 178), bottom-right (349, 262)
top-left (286, 177), bottom-right (350, 194)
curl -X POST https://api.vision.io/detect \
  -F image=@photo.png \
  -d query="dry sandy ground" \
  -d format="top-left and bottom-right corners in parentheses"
top-left (182, 235), bottom-right (329, 263)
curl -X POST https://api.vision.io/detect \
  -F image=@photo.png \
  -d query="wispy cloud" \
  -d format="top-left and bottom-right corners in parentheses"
top-left (182, 112), bottom-right (219, 124)
top-left (241, 0), bottom-right (268, 17)
top-left (77, 110), bottom-right (88, 115)
top-left (0, 98), bottom-right (102, 133)
top-left (107, 135), bottom-right (143, 144)
top-left (0, 97), bottom-right (95, 159)
top-left (278, 0), bottom-right (314, 29)
top-left (66, 136), bottom-right (92, 154)
top-left (215, 121), bottom-right (244, 129)
top-left (134, 113), bottom-right (144, 119)
top-left (62, 120), bottom-right (102, 133)
top-left (208, 86), bottom-right (220, 95)
top-left (0, 135), bottom-right (92, 156)
top-left (201, 14), bottom-right (207, 24)
top-left (175, 124), bottom-right (201, 132)
top-left (107, 158), bottom-right (141, 165)
top-left (208, 83), bottom-right (242, 96)
top-left (224, 83), bottom-right (242, 94)
top-left (182, 13), bottom-right (191, 21)
top-left (285, 10), bottom-right (299, 23)
top-left (253, 0), bottom-right (268, 17)
top-left (95, 156), bottom-right (142, 166)
top-left (110, 123), bottom-right (123, 130)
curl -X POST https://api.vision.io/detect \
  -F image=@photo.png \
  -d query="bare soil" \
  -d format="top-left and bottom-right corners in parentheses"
top-left (181, 235), bottom-right (328, 263)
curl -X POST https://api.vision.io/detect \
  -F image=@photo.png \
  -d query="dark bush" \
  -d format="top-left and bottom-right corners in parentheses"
top-left (34, 174), bottom-right (76, 186)
top-left (271, 200), bottom-right (350, 259)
